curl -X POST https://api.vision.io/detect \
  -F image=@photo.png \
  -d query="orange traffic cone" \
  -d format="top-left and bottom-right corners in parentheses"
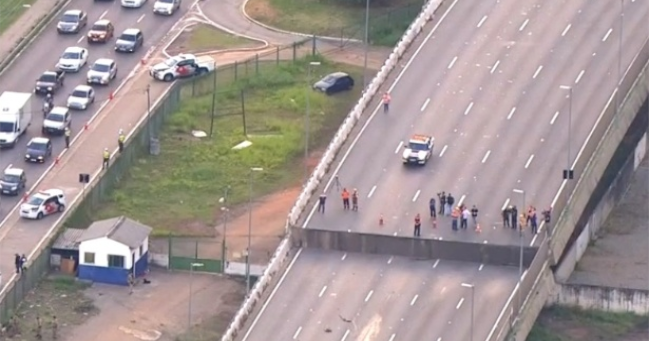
top-left (432, 219), bottom-right (437, 228)
top-left (475, 224), bottom-right (481, 233)
top-left (84, 122), bottom-right (89, 130)
top-left (22, 193), bottom-right (28, 203)
top-left (379, 214), bottom-right (384, 226)
top-left (54, 156), bottom-right (60, 165)
top-left (109, 91), bottom-right (114, 100)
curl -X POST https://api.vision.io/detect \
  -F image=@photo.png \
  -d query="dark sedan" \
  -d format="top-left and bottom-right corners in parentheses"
top-left (313, 72), bottom-right (354, 95)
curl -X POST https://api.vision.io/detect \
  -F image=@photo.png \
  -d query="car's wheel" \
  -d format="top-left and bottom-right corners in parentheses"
top-left (163, 73), bottom-right (174, 82)
top-left (57, 205), bottom-right (65, 212)
top-left (37, 212), bottom-right (43, 219)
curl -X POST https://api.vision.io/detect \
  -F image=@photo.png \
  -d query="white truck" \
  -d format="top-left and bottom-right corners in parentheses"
top-left (0, 92), bottom-right (33, 148)
top-left (149, 54), bottom-right (216, 82)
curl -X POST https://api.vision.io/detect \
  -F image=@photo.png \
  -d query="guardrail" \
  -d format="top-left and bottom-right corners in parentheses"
top-left (0, 0), bottom-right (70, 76)
top-left (219, 0), bottom-right (444, 340)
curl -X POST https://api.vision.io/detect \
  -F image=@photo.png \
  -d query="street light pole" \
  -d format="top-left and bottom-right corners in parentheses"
top-left (513, 188), bottom-right (525, 309)
top-left (617, 0), bottom-right (623, 109)
top-left (461, 283), bottom-right (475, 341)
top-left (188, 262), bottom-right (204, 328)
top-left (560, 85), bottom-right (573, 177)
top-left (247, 167), bottom-right (264, 293)
top-left (146, 84), bottom-right (152, 141)
top-left (363, 0), bottom-right (370, 88)
top-left (305, 62), bottom-right (321, 184)
top-left (219, 186), bottom-right (231, 267)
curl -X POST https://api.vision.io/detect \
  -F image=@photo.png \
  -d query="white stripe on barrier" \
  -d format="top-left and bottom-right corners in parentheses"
top-left (220, 0), bottom-right (445, 340)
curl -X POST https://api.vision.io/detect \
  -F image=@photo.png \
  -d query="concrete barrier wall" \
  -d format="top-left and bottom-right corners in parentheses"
top-left (549, 39), bottom-right (649, 264)
top-left (550, 283), bottom-right (649, 315)
top-left (290, 227), bottom-right (537, 267)
top-left (555, 130), bottom-right (649, 282)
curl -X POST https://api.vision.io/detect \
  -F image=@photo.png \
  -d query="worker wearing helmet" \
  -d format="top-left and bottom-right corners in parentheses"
top-left (102, 148), bottom-right (110, 169)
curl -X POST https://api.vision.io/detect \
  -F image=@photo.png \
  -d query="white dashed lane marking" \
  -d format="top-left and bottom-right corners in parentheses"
top-left (477, 15), bottom-right (488, 28)
top-left (519, 18), bottom-right (529, 31)
top-left (561, 23), bottom-right (572, 36)
top-left (533, 65), bottom-right (543, 78)
top-left (448, 56), bottom-right (458, 69)
top-left (602, 28), bottom-right (613, 41)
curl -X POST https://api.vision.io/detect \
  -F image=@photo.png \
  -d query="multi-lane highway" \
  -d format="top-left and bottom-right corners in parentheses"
top-left (242, 249), bottom-right (519, 341)
top-left (299, 0), bottom-right (648, 248)
top-left (0, 0), bottom-right (192, 215)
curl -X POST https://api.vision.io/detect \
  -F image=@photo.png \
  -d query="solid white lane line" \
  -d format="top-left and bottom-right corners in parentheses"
top-left (341, 253), bottom-right (347, 261)
top-left (525, 154), bottom-right (535, 169)
top-left (389, 334), bottom-right (396, 341)
top-left (478, 264), bottom-right (484, 271)
top-left (341, 330), bottom-right (350, 341)
top-left (448, 56), bottom-right (458, 69)
top-left (420, 98), bottom-right (430, 111)
top-left (458, 194), bottom-right (466, 207)
top-left (439, 145), bottom-right (448, 157)
top-left (490, 60), bottom-right (500, 74)
top-left (533, 65), bottom-right (543, 78)
top-left (507, 106), bottom-right (516, 120)
top-left (477, 15), bottom-right (488, 28)
top-left (550, 111), bottom-right (560, 125)
top-left (456, 298), bottom-right (464, 309)
top-left (501, 198), bottom-right (510, 210)
top-left (602, 28), bottom-right (613, 41)
top-left (519, 18), bottom-right (529, 31)
top-left (365, 290), bottom-right (374, 302)
top-left (293, 326), bottom-right (302, 339)
top-left (387, 256), bottom-right (393, 264)
top-left (481, 150), bottom-right (491, 163)
top-left (561, 23), bottom-right (572, 37)
top-left (575, 70), bottom-right (585, 84)
top-left (464, 102), bottom-right (474, 115)
top-left (394, 141), bottom-right (403, 153)
top-left (433, 259), bottom-right (440, 268)
top-left (437, 338), bottom-right (442, 341)
top-left (137, 14), bottom-right (146, 23)
top-left (319, 285), bottom-right (328, 297)
top-left (367, 185), bottom-right (377, 198)
top-left (5, 164), bottom-right (12, 171)
top-left (410, 294), bottom-right (419, 306)
top-left (441, 287), bottom-right (447, 294)
top-left (412, 189), bottom-right (421, 202)
top-left (99, 10), bottom-right (108, 19)
top-left (76, 35), bottom-right (84, 43)
top-left (521, 269), bottom-right (528, 281)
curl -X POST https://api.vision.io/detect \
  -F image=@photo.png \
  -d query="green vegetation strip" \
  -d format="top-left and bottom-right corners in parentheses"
top-left (246, 0), bottom-right (421, 46)
top-left (0, 0), bottom-right (37, 34)
top-left (528, 306), bottom-right (649, 341)
top-left (92, 57), bottom-right (364, 237)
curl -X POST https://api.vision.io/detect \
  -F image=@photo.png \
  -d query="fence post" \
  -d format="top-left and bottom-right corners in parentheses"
top-left (194, 240), bottom-right (199, 259)
top-left (312, 35), bottom-right (316, 56)
top-left (276, 46), bottom-right (280, 66)
top-left (168, 234), bottom-right (172, 270)
top-left (293, 42), bottom-right (297, 61)
top-left (255, 54), bottom-right (259, 75)
top-left (234, 61), bottom-right (238, 80)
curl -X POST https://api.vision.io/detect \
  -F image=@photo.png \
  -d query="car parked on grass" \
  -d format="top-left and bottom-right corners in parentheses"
top-left (313, 72), bottom-right (354, 95)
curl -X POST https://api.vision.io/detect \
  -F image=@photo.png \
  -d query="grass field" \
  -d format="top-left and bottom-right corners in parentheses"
top-left (528, 306), bottom-right (648, 341)
top-left (245, 0), bottom-right (421, 46)
top-left (0, 0), bottom-right (38, 35)
top-left (91, 57), bottom-right (364, 237)
top-left (167, 24), bottom-right (264, 54)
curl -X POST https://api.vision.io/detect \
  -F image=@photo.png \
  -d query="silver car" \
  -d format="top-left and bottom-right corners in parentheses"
top-left (87, 58), bottom-right (117, 85)
top-left (67, 85), bottom-right (95, 110)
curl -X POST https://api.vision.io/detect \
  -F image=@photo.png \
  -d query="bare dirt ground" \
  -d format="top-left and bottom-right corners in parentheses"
top-left (568, 153), bottom-right (649, 290)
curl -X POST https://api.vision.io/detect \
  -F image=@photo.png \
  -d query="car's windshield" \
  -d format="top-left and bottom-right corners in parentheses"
top-left (159, 0), bottom-right (174, 3)
top-left (28, 142), bottom-right (47, 151)
top-left (39, 73), bottom-right (56, 83)
top-left (72, 89), bottom-right (88, 98)
top-left (46, 113), bottom-right (65, 122)
top-left (119, 34), bottom-right (136, 42)
top-left (0, 122), bottom-right (15, 133)
top-left (62, 51), bottom-right (80, 59)
top-left (2, 174), bottom-right (20, 183)
top-left (408, 142), bottom-right (428, 151)
top-left (321, 75), bottom-right (336, 85)
top-left (92, 63), bottom-right (110, 72)
top-left (91, 24), bottom-right (107, 31)
top-left (61, 14), bottom-right (79, 23)
top-left (27, 196), bottom-right (44, 206)
top-left (163, 58), bottom-right (178, 67)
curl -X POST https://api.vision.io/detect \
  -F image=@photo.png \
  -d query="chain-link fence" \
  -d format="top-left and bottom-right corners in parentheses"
top-left (167, 237), bottom-right (223, 273)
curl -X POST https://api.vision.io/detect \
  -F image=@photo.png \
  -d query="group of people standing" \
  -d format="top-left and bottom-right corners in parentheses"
top-left (502, 205), bottom-right (552, 234)
top-left (317, 188), bottom-right (359, 214)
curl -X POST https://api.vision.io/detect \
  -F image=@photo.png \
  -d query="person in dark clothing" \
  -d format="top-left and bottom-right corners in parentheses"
top-left (542, 208), bottom-right (552, 224)
top-left (530, 210), bottom-right (538, 234)
top-left (352, 189), bottom-right (359, 211)
top-left (438, 192), bottom-right (446, 215)
top-left (414, 214), bottom-right (422, 237)
top-left (510, 206), bottom-right (518, 230)
top-left (429, 197), bottom-right (436, 218)
top-left (318, 193), bottom-right (327, 213)
top-left (502, 206), bottom-right (511, 228)
top-left (470, 205), bottom-right (479, 225)
top-left (446, 194), bottom-right (455, 216)
top-left (14, 254), bottom-right (21, 274)
top-left (20, 254), bottom-right (27, 272)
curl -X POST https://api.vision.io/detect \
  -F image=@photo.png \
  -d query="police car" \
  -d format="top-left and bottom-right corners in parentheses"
top-left (402, 134), bottom-right (434, 165)
top-left (19, 189), bottom-right (66, 220)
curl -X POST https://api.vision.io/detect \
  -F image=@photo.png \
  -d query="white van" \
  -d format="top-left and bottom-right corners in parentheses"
top-left (0, 92), bottom-right (33, 148)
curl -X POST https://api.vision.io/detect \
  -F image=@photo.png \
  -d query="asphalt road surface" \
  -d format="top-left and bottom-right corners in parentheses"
top-left (241, 249), bottom-right (519, 341)
top-left (0, 0), bottom-right (192, 214)
top-left (299, 0), bottom-right (648, 248)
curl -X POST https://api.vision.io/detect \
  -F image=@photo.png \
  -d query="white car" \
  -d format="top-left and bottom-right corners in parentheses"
top-left (43, 106), bottom-right (71, 135)
top-left (121, 0), bottom-right (147, 8)
top-left (56, 46), bottom-right (88, 73)
top-left (149, 54), bottom-right (215, 81)
top-left (402, 134), bottom-right (434, 165)
top-left (19, 189), bottom-right (66, 220)
top-left (153, 0), bottom-right (181, 15)
top-left (67, 85), bottom-right (95, 110)
top-left (87, 58), bottom-right (118, 85)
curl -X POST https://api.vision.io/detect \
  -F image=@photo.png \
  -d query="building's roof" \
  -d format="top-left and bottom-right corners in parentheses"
top-left (52, 228), bottom-right (86, 250)
top-left (79, 216), bottom-right (152, 249)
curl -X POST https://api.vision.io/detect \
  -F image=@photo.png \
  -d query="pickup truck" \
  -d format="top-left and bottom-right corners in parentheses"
top-left (149, 54), bottom-right (215, 82)
top-left (35, 70), bottom-right (65, 94)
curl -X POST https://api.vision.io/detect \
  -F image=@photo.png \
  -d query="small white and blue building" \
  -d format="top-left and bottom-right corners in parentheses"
top-left (77, 216), bottom-right (152, 286)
